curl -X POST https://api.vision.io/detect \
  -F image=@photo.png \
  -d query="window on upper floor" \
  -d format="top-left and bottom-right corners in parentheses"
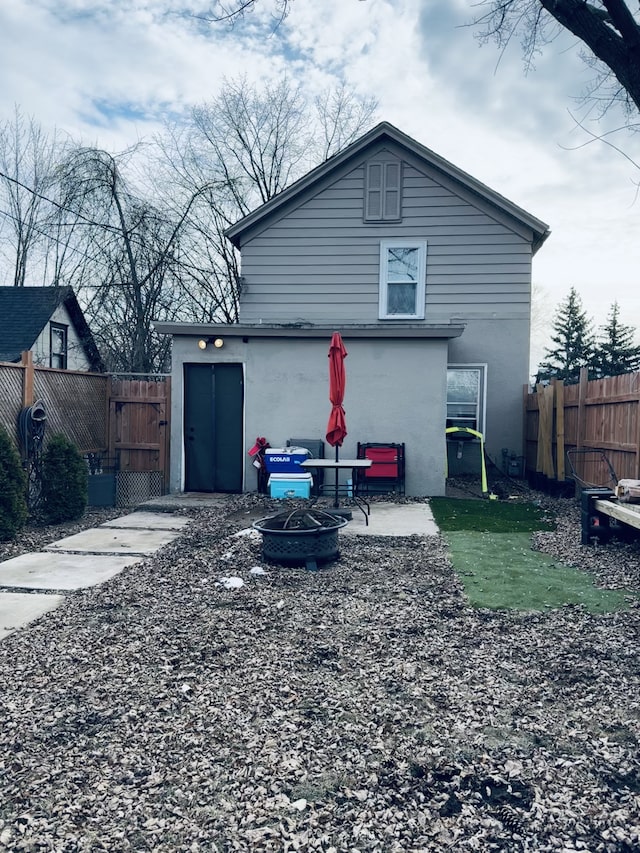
top-left (50, 322), bottom-right (67, 369)
top-left (378, 240), bottom-right (427, 320)
top-left (365, 158), bottom-right (402, 221)
top-left (446, 365), bottom-right (487, 434)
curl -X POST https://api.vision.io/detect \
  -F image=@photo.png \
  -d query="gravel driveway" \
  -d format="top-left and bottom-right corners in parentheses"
top-left (0, 494), bottom-right (638, 852)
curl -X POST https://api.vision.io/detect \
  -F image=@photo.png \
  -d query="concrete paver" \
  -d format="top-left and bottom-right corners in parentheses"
top-left (0, 509), bottom-right (190, 640)
top-left (45, 527), bottom-right (181, 555)
top-left (101, 511), bottom-right (190, 531)
top-left (141, 493), bottom-right (229, 511)
top-left (0, 552), bottom-right (142, 591)
top-left (0, 591), bottom-right (65, 639)
top-left (341, 502), bottom-right (439, 536)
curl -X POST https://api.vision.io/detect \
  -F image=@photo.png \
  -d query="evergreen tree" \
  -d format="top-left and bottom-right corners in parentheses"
top-left (537, 287), bottom-right (595, 384)
top-left (0, 426), bottom-right (28, 540)
top-left (592, 301), bottom-right (640, 378)
top-left (41, 434), bottom-right (87, 524)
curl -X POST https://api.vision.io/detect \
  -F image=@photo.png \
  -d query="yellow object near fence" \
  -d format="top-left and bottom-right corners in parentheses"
top-left (445, 426), bottom-right (488, 495)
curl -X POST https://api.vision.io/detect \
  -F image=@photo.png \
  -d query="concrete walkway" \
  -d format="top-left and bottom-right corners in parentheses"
top-left (0, 498), bottom-right (439, 640)
top-left (0, 511), bottom-right (190, 640)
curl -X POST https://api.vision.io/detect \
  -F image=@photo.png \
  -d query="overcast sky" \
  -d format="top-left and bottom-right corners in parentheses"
top-left (2, 0), bottom-right (639, 366)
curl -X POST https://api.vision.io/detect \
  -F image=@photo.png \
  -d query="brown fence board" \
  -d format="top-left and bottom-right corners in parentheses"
top-left (0, 363), bottom-right (25, 447)
top-left (0, 356), bottom-right (170, 492)
top-left (108, 379), bottom-right (170, 478)
top-left (525, 369), bottom-right (640, 487)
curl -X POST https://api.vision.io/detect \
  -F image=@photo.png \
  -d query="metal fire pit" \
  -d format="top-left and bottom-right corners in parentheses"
top-left (253, 508), bottom-right (348, 571)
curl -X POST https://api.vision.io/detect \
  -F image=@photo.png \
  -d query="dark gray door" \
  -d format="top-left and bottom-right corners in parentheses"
top-left (184, 363), bottom-right (244, 492)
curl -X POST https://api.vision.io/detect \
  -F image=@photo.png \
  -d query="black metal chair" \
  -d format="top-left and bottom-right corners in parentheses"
top-left (287, 438), bottom-right (325, 496)
top-left (356, 442), bottom-right (405, 496)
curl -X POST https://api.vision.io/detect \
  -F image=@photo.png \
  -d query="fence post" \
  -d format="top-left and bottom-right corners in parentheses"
top-left (577, 367), bottom-right (588, 451)
top-left (105, 375), bottom-right (113, 461)
top-left (107, 376), bottom-right (116, 463)
top-left (535, 384), bottom-right (544, 474)
top-left (555, 379), bottom-right (565, 481)
top-left (536, 383), bottom-right (555, 478)
top-left (21, 351), bottom-right (34, 408)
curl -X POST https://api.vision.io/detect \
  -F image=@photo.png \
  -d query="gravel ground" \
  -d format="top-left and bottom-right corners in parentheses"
top-left (0, 492), bottom-right (638, 852)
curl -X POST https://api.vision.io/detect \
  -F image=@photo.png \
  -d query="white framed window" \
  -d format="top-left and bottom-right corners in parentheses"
top-left (50, 322), bottom-right (67, 369)
top-left (365, 159), bottom-right (402, 221)
top-left (446, 364), bottom-right (487, 435)
top-left (378, 240), bottom-right (427, 320)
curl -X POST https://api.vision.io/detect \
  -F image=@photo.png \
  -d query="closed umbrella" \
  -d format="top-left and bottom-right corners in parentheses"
top-left (326, 332), bottom-right (348, 507)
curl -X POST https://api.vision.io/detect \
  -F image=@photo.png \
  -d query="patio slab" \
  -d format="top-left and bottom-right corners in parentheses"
top-left (0, 592), bottom-right (65, 639)
top-left (45, 527), bottom-right (181, 555)
top-left (140, 492), bottom-right (230, 511)
top-left (341, 502), bottom-right (439, 536)
top-left (100, 511), bottom-right (191, 531)
top-left (0, 552), bottom-right (142, 591)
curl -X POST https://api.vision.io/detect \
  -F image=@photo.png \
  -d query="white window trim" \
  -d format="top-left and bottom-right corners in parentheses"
top-left (446, 363), bottom-right (488, 436)
top-left (378, 239), bottom-right (427, 320)
top-left (50, 322), bottom-right (68, 370)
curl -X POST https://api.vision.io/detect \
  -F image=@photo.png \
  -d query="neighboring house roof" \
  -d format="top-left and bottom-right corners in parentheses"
top-left (0, 286), bottom-right (104, 371)
top-left (225, 121), bottom-right (550, 252)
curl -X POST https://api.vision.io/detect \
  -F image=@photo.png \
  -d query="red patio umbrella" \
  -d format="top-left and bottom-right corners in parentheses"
top-left (326, 332), bottom-right (348, 506)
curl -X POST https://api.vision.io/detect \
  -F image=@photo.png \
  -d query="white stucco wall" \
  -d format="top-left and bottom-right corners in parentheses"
top-left (169, 332), bottom-right (450, 497)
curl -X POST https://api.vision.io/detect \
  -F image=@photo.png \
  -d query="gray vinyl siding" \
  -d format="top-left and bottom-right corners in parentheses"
top-left (238, 157), bottom-right (534, 325)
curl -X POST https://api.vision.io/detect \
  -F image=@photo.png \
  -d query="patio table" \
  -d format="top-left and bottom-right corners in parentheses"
top-left (300, 458), bottom-right (372, 524)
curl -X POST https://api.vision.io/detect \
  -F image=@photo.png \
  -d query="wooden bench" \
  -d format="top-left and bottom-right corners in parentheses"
top-left (581, 488), bottom-right (640, 544)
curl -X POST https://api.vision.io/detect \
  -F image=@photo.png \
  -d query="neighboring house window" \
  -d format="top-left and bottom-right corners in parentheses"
top-left (365, 159), bottom-right (402, 221)
top-left (50, 323), bottom-right (67, 369)
top-left (378, 240), bottom-right (427, 319)
top-left (446, 365), bottom-right (487, 434)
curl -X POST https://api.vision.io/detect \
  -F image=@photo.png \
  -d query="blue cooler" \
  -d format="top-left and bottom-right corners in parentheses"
top-left (264, 447), bottom-right (311, 474)
top-left (268, 473), bottom-right (313, 499)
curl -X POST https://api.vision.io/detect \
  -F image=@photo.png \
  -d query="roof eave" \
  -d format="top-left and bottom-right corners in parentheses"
top-left (153, 321), bottom-right (465, 340)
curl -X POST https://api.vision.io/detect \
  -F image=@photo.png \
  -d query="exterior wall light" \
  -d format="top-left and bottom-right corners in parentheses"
top-left (197, 336), bottom-right (225, 350)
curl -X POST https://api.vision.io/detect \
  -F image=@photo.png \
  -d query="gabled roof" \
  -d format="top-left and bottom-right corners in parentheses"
top-left (0, 286), bottom-right (104, 371)
top-left (225, 121), bottom-right (550, 252)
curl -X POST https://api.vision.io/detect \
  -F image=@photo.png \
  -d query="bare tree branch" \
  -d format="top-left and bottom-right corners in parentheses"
top-left (473, 1), bottom-right (640, 120)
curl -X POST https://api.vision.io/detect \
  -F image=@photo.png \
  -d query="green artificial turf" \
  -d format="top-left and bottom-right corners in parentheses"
top-left (430, 497), bottom-right (555, 533)
top-left (445, 530), bottom-right (629, 613)
top-left (430, 498), bottom-right (631, 612)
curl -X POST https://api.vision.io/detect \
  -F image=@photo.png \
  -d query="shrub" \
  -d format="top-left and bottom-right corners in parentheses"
top-left (41, 434), bottom-right (88, 524)
top-left (0, 426), bottom-right (28, 540)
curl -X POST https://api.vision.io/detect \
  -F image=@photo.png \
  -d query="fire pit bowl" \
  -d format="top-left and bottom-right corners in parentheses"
top-left (253, 508), bottom-right (348, 571)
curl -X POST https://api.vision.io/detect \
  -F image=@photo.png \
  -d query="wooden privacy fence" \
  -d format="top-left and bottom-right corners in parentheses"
top-left (524, 367), bottom-right (640, 488)
top-left (0, 353), bottom-right (170, 503)
top-left (107, 377), bottom-right (170, 504)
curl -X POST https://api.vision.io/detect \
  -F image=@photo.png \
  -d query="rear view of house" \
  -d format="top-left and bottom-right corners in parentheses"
top-left (157, 122), bottom-right (549, 496)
